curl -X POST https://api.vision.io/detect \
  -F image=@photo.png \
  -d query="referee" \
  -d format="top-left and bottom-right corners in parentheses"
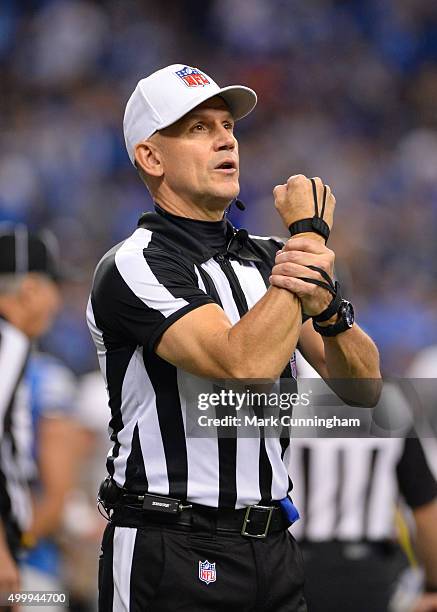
top-left (0, 224), bottom-right (61, 599)
top-left (88, 64), bottom-right (381, 611)
top-left (290, 355), bottom-right (437, 612)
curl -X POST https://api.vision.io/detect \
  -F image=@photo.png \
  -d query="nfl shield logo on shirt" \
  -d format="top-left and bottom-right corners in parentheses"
top-left (198, 560), bottom-right (216, 584)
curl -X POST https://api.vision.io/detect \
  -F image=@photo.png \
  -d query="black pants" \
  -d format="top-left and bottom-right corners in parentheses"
top-left (301, 541), bottom-right (408, 612)
top-left (99, 521), bottom-right (307, 611)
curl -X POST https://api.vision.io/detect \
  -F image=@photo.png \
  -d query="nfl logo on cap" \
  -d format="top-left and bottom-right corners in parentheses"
top-left (198, 560), bottom-right (216, 585)
top-left (175, 66), bottom-right (210, 87)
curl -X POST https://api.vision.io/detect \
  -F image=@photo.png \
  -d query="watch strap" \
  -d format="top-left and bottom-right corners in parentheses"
top-left (313, 300), bottom-right (354, 337)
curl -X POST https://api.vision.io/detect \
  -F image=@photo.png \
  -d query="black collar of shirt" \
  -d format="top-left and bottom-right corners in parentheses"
top-left (137, 205), bottom-right (263, 265)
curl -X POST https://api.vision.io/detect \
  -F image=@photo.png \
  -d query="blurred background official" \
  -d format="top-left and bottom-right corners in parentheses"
top-left (0, 224), bottom-right (62, 607)
top-left (291, 354), bottom-right (437, 612)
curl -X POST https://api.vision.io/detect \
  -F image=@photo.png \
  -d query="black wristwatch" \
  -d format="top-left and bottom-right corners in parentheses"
top-left (313, 300), bottom-right (355, 337)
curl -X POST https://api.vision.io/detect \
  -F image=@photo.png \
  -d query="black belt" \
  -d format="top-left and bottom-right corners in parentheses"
top-left (111, 502), bottom-right (290, 538)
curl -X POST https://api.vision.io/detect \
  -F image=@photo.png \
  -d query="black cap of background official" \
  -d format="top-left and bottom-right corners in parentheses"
top-left (0, 223), bottom-right (66, 283)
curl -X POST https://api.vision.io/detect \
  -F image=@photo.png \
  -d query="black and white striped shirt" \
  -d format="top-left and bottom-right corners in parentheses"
top-left (289, 360), bottom-right (437, 542)
top-left (0, 317), bottom-right (33, 534)
top-left (87, 206), bottom-right (296, 509)
top-left (289, 434), bottom-right (437, 541)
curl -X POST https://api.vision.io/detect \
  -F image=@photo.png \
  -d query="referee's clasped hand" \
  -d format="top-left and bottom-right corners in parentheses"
top-left (273, 174), bottom-right (336, 239)
top-left (269, 237), bottom-right (336, 317)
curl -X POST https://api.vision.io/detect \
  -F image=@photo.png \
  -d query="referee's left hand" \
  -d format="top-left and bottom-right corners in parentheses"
top-left (270, 236), bottom-right (335, 318)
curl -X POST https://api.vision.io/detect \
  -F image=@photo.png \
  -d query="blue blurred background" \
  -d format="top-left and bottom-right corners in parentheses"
top-left (2, 0), bottom-right (437, 375)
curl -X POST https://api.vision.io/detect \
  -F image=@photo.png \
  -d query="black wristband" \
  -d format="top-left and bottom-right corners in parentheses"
top-left (288, 218), bottom-right (330, 243)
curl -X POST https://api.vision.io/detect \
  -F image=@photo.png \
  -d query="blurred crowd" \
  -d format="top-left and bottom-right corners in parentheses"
top-left (2, 0), bottom-right (437, 375)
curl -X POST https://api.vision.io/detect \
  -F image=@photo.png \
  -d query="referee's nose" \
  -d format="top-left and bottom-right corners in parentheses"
top-left (214, 124), bottom-right (237, 153)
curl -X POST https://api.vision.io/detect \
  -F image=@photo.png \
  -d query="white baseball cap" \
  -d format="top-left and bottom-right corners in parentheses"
top-left (123, 64), bottom-right (257, 165)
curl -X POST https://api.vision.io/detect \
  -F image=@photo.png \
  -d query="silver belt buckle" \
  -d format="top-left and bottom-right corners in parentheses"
top-left (241, 504), bottom-right (274, 538)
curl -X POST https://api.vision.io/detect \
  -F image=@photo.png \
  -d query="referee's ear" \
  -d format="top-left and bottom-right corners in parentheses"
top-left (135, 140), bottom-right (164, 179)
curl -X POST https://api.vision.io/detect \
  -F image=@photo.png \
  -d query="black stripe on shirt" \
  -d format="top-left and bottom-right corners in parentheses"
top-left (218, 437), bottom-right (238, 508)
top-left (144, 352), bottom-right (188, 500)
top-left (362, 448), bottom-right (378, 537)
top-left (214, 385), bottom-right (238, 508)
top-left (334, 448), bottom-right (345, 532)
top-left (99, 524), bottom-right (115, 611)
top-left (125, 423), bottom-right (148, 493)
top-left (91, 263), bottom-right (137, 480)
top-left (215, 255), bottom-right (248, 315)
top-left (104, 342), bottom-right (135, 479)
top-left (3, 360), bottom-right (29, 456)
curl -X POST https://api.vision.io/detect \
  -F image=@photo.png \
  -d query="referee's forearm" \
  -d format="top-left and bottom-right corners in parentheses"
top-left (227, 285), bottom-right (302, 380)
top-left (322, 324), bottom-right (382, 406)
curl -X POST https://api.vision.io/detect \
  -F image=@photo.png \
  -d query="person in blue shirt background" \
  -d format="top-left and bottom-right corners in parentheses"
top-left (20, 352), bottom-right (79, 610)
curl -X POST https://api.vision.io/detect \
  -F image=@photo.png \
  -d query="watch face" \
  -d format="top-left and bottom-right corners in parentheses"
top-left (342, 301), bottom-right (355, 327)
